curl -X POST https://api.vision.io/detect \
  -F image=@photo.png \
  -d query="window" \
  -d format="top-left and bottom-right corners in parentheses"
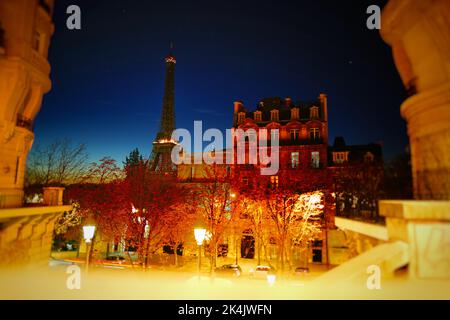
top-left (237, 112), bottom-right (246, 124)
top-left (290, 129), bottom-right (300, 142)
top-left (270, 110), bottom-right (279, 122)
top-left (242, 177), bottom-right (249, 185)
top-left (333, 152), bottom-right (349, 164)
top-left (364, 152), bottom-right (375, 163)
top-left (291, 152), bottom-right (299, 168)
top-left (270, 176), bottom-right (279, 188)
top-left (291, 108), bottom-right (299, 120)
top-left (311, 152), bottom-right (320, 168)
top-left (254, 111), bottom-right (262, 122)
top-left (310, 106), bottom-right (319, 119)
top-left (310, 128), bottom-right (320, 141)
top-left (270, 129), bottom-right (279, 144)
top-left (33, 30), bottom-right (48, 55)
top-left (33, 31), bottom-right (41, 51)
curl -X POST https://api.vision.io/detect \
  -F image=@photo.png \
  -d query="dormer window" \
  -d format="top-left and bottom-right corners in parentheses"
top-left (270, 110), bottom-right (279, 122)
top-left (291, 108), bottom-right (299, 120)
top-left (310, 106), bottom-right (319, 119)
top-left (237, 112), bottom-right (246, 124)
top-left (364, 152), bottom-right (375, 163)
top-left (254, 111), bottom-right (262, 122)
top-left (333, 152), bottom-right (349, 164)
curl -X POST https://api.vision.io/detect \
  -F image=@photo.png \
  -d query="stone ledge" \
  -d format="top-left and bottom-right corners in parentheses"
top-left (379, 200), bottom-right (450, 221)
top-left (335, 217), bottom-right (389, 241)
top-left (0, 205), bottom-right (72, 220)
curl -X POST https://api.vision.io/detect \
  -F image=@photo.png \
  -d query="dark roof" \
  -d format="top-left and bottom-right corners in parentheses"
top-left (328, 141), bottom-right (383, 165)
top-left (236, 96), bottom-right (325, 126)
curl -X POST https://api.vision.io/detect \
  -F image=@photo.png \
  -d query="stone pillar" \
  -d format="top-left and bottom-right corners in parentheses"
top-left (381, 0), bottom-right (450, 200)
top-left (380, 0), bottom-right (450, 280)
top-left (43, 187), bottom-right (65, 206)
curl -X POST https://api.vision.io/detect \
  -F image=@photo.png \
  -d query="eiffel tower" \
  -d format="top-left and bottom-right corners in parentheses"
top-left (150, 46), bottom-right (178, 173)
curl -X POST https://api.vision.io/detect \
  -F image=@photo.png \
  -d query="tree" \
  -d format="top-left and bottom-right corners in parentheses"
top-left (334, 161), bottom-right (384, 221)
top-left (26, 139), bottom-right (89, 186)
top-left (232, 165), bottom-right (330, 272)
top-left (196, 164), bottom-right (234, 271)
top-left (384, 147), bottom-right (413, 199)
top-left (165, 190), bottom-right (197, 267)
top-left (67, 157), bottom-right (129, 262)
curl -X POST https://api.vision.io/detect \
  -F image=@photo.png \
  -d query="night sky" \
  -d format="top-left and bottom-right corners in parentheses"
top-left (34, 0), bottom-right (408, 164)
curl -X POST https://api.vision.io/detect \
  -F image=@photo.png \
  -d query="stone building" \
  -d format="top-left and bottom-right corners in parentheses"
top-left (0, 0), bottom-right (72, 268)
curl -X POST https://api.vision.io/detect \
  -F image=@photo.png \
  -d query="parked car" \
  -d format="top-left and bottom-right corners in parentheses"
top-left (294, 266), bottom-right (310, 275)
top-left (215, 264), bottom-right (242, 277)
top-left (105, 256), bottom-right (126, 264)
top-left (249, 265), bottom-right (276, 279)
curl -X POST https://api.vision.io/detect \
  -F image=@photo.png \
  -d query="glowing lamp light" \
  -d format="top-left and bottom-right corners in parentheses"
top-left (83, 225), bottom-right (96, 243)
top-left (267, 274), bottom-right (276, 286)
top-left (194, 228), bottom-right (207, 246)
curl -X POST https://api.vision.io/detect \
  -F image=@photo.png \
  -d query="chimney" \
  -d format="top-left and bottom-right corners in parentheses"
top-left (319, 93), bottom-right (328, 122)
top-left (234, 101), bottom-right (243, 114)
top-left (233, 101), bottom-right (243, 125)
top-left (285, 97), bottom-right (292, 107)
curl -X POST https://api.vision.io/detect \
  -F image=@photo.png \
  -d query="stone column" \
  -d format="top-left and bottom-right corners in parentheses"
top-left (380, 0), bottom-right (450, 280)
top-left (381, 0), bottom-right (450, 200)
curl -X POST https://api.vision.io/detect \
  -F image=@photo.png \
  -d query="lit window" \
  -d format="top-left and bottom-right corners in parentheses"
top-left (291, 108), bottom-right (299, 120)
top-left (310, 106), bottom-right (319, 119)
top-left (238, 112), bottom-right (246, 124)
top-left (254, 111), bottom-right (262, 122)
top-left (270, 129), bottom-right (279, 143)
top-left (242, 177), bottom-right (249, 185)
top-left (290, 129), bottom-right (300, 141)
top-left (291, 152), bottom-right (299, 168)
top-left (333, 152), bottom-right (349, 164)
top-left (270, 176), bottom-right (279, 188)
top-left (270, 110), bottom-right (279, 122)
top-left (310, 128), bottom-right (320, 141)
top-left (311, 152), bottom-right (320, 168)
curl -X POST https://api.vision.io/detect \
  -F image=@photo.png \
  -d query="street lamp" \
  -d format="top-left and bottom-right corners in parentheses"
top-left (194, 225), bottom-right (207, 277)
top-left (83, 225), bottom-right (96, 273)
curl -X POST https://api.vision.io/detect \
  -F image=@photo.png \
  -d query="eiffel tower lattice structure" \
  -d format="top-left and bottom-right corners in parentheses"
top-left (149, 48), bottom-right (178, 174)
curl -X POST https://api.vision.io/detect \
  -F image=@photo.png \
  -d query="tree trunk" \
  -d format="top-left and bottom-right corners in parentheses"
top-left (174, 244), bottom-right (178, 267)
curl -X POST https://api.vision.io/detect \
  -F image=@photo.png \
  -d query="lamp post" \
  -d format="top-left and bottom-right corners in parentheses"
top-left (83, 225), bottom-right (96, 273)
top-left (194, 226), bottom-right (206, 278)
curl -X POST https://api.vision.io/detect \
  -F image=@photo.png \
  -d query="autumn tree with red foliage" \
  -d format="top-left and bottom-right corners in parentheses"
top-left (231, 164), bottom-right (332, 272)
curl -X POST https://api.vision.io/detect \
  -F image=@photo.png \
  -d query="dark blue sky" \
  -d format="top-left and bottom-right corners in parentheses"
top-left (35, 0), bottom-right (408, 164)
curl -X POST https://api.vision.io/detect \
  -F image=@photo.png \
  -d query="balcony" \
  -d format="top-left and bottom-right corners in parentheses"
top-left (16, 115), bottom-right (34, 131)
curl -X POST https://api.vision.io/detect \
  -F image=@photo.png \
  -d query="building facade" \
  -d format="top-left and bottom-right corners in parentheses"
top-left (0, 0), bottom-right (55, 208)
top-left (0, 1), bottom-right (72, 269)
